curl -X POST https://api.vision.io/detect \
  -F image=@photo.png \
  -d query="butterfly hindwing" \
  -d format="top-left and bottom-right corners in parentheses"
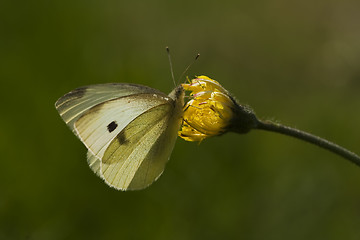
top-left (100, 102), bottom-right (182, 190)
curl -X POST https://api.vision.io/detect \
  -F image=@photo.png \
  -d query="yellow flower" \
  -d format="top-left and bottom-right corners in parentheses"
top-left (177, 76), bottom-right (360, 167)
top-left (179, 76), bottom-right (258, 141)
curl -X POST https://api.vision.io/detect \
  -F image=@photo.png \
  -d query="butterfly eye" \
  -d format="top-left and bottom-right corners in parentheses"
top-left (174, 85), bottom-right (184, 98)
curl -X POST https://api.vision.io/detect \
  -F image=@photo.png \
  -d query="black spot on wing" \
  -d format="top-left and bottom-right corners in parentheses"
top-left (117, 131), bottom-right (128, 145)
top-left (107, 121), bottom-right (118, 133)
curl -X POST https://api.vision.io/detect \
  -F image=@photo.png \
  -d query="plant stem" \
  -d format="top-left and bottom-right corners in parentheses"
top-left (255, 119), bottom-right (360, 167)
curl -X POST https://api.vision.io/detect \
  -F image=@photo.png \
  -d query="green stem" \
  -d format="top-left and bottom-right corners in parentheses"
top-left (255, 119), bottom-right (360, 167)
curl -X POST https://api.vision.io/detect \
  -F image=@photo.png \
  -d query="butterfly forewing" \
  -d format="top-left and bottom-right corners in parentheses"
top-left (74, 94), bottom-right (170, 159)
top-left (87, 151), bottom-right (102, 178)
top-left (55, 83), bottom-right (166, 132)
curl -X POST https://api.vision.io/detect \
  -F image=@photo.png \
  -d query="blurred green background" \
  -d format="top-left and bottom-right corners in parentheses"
top-left (1, 0), bottom-right (360, 239)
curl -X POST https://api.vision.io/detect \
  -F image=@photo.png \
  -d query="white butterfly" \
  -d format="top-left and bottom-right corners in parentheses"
top-left (55, 83), bottom-right (184, 190)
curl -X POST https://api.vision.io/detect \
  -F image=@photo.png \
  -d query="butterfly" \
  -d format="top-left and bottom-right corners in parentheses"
top-left (55, 83), bottom-right (184, 190)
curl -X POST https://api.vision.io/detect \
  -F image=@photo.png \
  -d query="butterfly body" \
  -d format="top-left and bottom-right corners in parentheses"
top-left (56, 83), bottom-right (184, 190)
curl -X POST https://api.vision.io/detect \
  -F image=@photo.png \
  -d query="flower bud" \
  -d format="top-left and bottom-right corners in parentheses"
top-left (179, 76), bottom-right (258, 141)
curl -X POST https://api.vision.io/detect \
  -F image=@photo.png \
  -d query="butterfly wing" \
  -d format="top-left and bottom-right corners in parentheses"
top-left (87, 151), bottom-right (102, 178)
top-left (100, 102), bottom-right (182, 190)
top-left (55, 83), bottom-right (166, 133)
top-left (56, 83), bottom-right (171, 174)
top-left (56, 83), bottom-right (184, 190)
top-left (74, 94), bottom-right (171, 159)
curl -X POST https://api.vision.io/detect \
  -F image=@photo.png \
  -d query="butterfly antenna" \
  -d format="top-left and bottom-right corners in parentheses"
top-left (178, 53), bottom-right (200, 84)
top-left (166, 46), bottom-right (176, 87)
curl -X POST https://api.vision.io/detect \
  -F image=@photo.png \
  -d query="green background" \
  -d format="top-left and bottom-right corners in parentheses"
top-left (1, 0), bottom-right (360, 239)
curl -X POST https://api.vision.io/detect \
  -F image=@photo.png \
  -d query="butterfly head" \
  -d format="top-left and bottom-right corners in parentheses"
top-left (168, 84), bottom-right (184, 103)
